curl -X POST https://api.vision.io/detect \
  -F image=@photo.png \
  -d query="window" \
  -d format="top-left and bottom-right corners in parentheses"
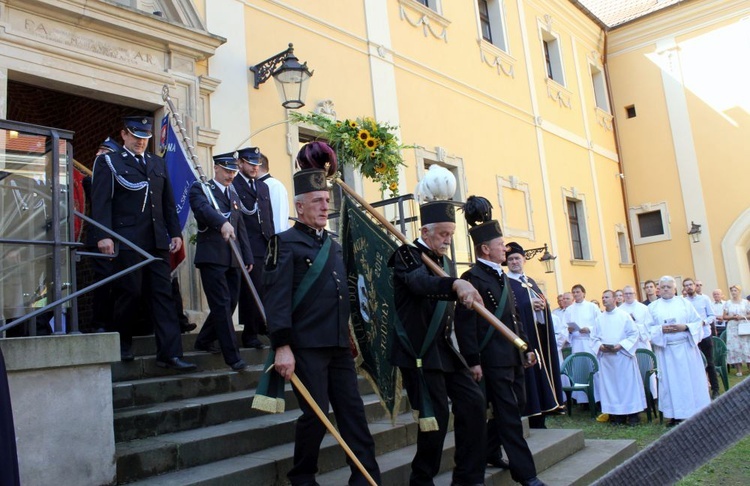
top-left (541, 29), bottom-right (564, 84)
top-left (497, 176), bottom-right (534, 240)
top-left (476, 0), bottom-right (508, 51)
top-left (590, 64), bottom-right (609, 112)
top-left (617, 229), bottom-right (631, 264)
top-left (567, 199), bottom-right (584, 260)
top-left (629, 202), bottom-right (671, 245)
top-left (562, 190), bottom-right (592, 261)
top-left (415, 0), bottom-right (439, 12)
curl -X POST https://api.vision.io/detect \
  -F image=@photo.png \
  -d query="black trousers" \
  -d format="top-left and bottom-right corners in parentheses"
top-left (239, 257), bottom-right (266, 345)
top-left (196, 265), bottom-right (242, 366)
top-left (699, 336), bottom-right (719, 394)
top-left (288, 347), bottom-right (381, 486)
top-left (112, 250), bottom-right (183, 361)
top-left (485, 366), bottom-right (537, 483)
top-left (400, 367), bottom-right (487, 486)
top-left (0, 347), bottom-right (20, 486)
top-left (90, 256), bottom-right (114, 332)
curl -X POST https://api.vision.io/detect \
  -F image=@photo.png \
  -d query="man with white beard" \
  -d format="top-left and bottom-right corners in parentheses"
top-left (618, 285), bottom-right (653, 350)
top-left (592, 290), bottom-right (646, 426)
top-left (648, 276), bottom-right (710, 427)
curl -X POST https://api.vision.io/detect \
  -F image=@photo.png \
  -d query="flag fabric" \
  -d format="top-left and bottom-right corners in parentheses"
top-left (340, 193), bottom-right (401, 422)
top-left (159, 114), bottom-right (197, 271)
top-left (159, 114), bottom-right (197, 231)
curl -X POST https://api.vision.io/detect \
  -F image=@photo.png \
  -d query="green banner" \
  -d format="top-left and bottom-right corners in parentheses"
top-left (341, 194), bottom-right (401, 422)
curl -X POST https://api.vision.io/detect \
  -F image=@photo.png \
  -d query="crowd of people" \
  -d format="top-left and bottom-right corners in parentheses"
top-left (79, 122), bottom-right (744, 485)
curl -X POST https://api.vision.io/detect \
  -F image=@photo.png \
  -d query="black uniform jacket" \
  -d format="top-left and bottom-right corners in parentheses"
top-left (91, 150), bottom-right (180, 251)
top-left (388, 241), bottom-right (466, 371)
top-left (263, 222), bottom-right (350, 350)
top-left (455, 262), bottom-right (527, 368)
top-left (189, 181), bottom-right (252, 268)
top-left (232, 175), bottom-right (274, 259)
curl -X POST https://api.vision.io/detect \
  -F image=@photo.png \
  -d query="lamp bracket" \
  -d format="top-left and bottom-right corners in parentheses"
top-left (250, 44), bottom-right (293, 89)
top-left (524, 244), bottom-right (548, 260)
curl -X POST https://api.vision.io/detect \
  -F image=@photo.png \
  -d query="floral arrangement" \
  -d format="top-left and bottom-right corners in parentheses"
top-left (290, 112), bottom-right (410, 197)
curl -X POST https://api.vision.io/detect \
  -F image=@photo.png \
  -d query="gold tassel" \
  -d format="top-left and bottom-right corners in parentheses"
top-left (418, 417), bottom-right (439, 432)
top-left (275, 397), bottom-right (286, 414)
top-left (252, 395), bottom-right (281, 413)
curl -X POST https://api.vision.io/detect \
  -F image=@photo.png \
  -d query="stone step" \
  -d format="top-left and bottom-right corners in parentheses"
top-left (318, 428), bottom-right (583, 486)
top-left (116, 393), bottom-right (402, 484)
top-left (536, 439), bottom-right (637, 486)
top-left (114, 378), bottom-right (375, 441)
top-left (111, 347), bottom-right (271, 382)
top-left (129, 330), bottom-right (262, 358)
top-left (125, 412), bottom-right (419, 486)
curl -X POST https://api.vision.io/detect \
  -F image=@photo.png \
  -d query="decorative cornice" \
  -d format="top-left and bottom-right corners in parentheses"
top-left (198, 75), bottom-right (221, 95)
top-left (545, 78), bottom-right (572, 109)
top-left (595, 106), bottom-right (613, 131)
top-left (478, 39), bottom-right (515, 78)
top-left (398, 0), bottom-right (450, 43)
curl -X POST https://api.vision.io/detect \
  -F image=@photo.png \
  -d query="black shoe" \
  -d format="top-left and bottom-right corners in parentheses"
top-left (627, 414), bottom-right (641, 426)
top-left (521, 478), bottom-right (547, 486)
top-left (666, 418), bottom-right (683, 428)
top-left (609, 415), bottom-right (626, 425)
top-left (156, 357), bottom-right (197, 371)
top-left (120, 349), bottom-right (135, 362)
top-left (194, 342), bottom-right (221, 354)
top-left (243, 338), bottom-right (265, 350)
top-left (230, 360), bottom-right (252, 373)
top-left (181, 322), bottom-right (198, 333)
top-left (487, 454), bottom-right (510, 469)
top-left (711, 390), bottom-right (720, 400)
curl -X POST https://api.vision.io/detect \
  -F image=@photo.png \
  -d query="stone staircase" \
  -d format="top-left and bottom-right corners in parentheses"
top-left (112, 333), bottom-right (636, 485)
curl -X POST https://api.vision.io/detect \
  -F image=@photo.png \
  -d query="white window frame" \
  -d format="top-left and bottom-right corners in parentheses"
top-left (539, 27), bottom-right (565, 86)
top-left (615, 223), bottom-right (632, 264)
top-left (629, 202), bottom-right (672, 245)
top-left (562, 188), bottom-right (592, 261)
top-left (475, 0), bottom-right (509, 53)
top-left (497, 175), bottom-right (534, 240)
top-left (590, 63), bottom-right (610, 112)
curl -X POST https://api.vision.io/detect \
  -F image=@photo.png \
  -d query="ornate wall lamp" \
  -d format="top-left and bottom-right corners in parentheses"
top-left (524, 244), bottom-right (557, 273)
top-left (687, 221), bottom-right (702, 243)
top-left (249, 43), bottom-right (313, 109)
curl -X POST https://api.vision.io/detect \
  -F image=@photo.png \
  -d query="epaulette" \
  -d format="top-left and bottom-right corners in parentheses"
top-left (391, 245), bottom-right (420, 271)
top-left (264, 235), bottom-right (280, 273)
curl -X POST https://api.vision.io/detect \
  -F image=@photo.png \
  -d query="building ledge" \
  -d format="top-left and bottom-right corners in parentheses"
top-left (0, 333), bottom-right (119, 371)
top-left (570, 259), bottom-right (597, 266)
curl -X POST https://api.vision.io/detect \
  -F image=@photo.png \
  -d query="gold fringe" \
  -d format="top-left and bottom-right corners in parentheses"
top-left (412, 409), bottom-right (420, 423)
top-left (418, 417), bottom-right (439, 432)
top-left (275, 397), bottom-right (286, 414)
top-left (252, 395), bottom-right (281, 414)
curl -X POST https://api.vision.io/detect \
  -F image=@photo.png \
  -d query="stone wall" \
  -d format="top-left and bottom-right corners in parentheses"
top-left (0, 333), bottom-right (119, 486)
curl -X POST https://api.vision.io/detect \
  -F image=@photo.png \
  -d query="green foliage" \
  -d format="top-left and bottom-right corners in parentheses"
top-left (290, 112), bottom-right (411, 197)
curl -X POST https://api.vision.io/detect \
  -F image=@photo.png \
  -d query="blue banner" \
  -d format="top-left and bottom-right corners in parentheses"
top-left (160, 115), bottom-right (197, 230)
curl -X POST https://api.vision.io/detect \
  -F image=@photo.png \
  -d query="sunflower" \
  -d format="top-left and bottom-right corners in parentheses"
top-left (365, 137), bottom-right (378, 149)
top-left (389, 182), bottom-right (399, 191)
top-left (374, 162), bottom-right (387, 173)
top-left (349, 120), bottom-right (358, 128)
top-left (370, 151), bottom-right (378, 158)
top-left (357, 129), bottom-right (370, 141)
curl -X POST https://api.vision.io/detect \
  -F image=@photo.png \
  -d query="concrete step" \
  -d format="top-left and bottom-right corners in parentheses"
top-left (114, 378), bottom-right (375, 441)
top-left (111, 347), bottom-right (271, 382)
top-left (116, 393), bottom-right (401, 484)
top-left (129, 330), bottom-right (264, 358)
top-left (536, 439), bottom-right (637, 486)
top-left (317, 428), bottom-right (583, 486)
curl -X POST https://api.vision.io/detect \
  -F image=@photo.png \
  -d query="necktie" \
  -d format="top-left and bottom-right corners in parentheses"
top-left (251, 179), bottom-right (256, 192)
top-left (136, 154), bottom-right (145, 167)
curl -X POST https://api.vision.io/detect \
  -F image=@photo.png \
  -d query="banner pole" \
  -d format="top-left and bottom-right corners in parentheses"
top-left (334, 177), bottom-right (527, 352)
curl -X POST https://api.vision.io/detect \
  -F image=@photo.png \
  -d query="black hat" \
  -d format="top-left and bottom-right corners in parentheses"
top-left (420, 201), bottom-right (456, 225)
top-left (123, 116), bottom-right (154, 139)
top-left (213, 152), bottom-right (239, 172)
top-left (294, 168), bottom-right (328, 196)
top-left (99, 137), bottom-right (120, 153)
top-left (236, 147), bottom-right (261, 165)
top-left (502, 242), bottom-right (525, 266)
top-left (469, 220), bottom-right (503, 246)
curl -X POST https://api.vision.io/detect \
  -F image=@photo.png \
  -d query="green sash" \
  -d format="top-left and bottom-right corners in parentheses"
top-left (478, 274), bottom-right (509, 352)
top-left (252, 235), bottom-right (333, 414)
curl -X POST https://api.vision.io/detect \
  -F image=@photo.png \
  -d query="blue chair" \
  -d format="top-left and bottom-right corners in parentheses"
top-left (635, 349), bottom-right (660, 423)
top-left (560, 352), bottom-right (598, 418)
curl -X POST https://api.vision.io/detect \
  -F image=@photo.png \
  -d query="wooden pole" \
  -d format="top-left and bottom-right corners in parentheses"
top-left (290, 373), bottom-right (378, 486)
top-left (333, 177), bottom-right (527, 352)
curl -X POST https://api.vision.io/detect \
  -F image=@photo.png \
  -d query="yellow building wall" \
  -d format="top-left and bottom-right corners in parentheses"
top-left (196, 0), bottom-right (633, 298)
top-left (607, 0), bottom-right (750, 292)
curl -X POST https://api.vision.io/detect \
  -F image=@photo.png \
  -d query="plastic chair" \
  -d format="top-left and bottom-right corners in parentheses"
top-left (562, 346), bottom-right (572, 361)
top-left (560, 352), bottom-right (599, 418)
top-left (719, 329), bottom-right (727, 343)
top-left (711, 336), bottom-right (730, 392)
top-left (635, 349), bottom-right (660, 423)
